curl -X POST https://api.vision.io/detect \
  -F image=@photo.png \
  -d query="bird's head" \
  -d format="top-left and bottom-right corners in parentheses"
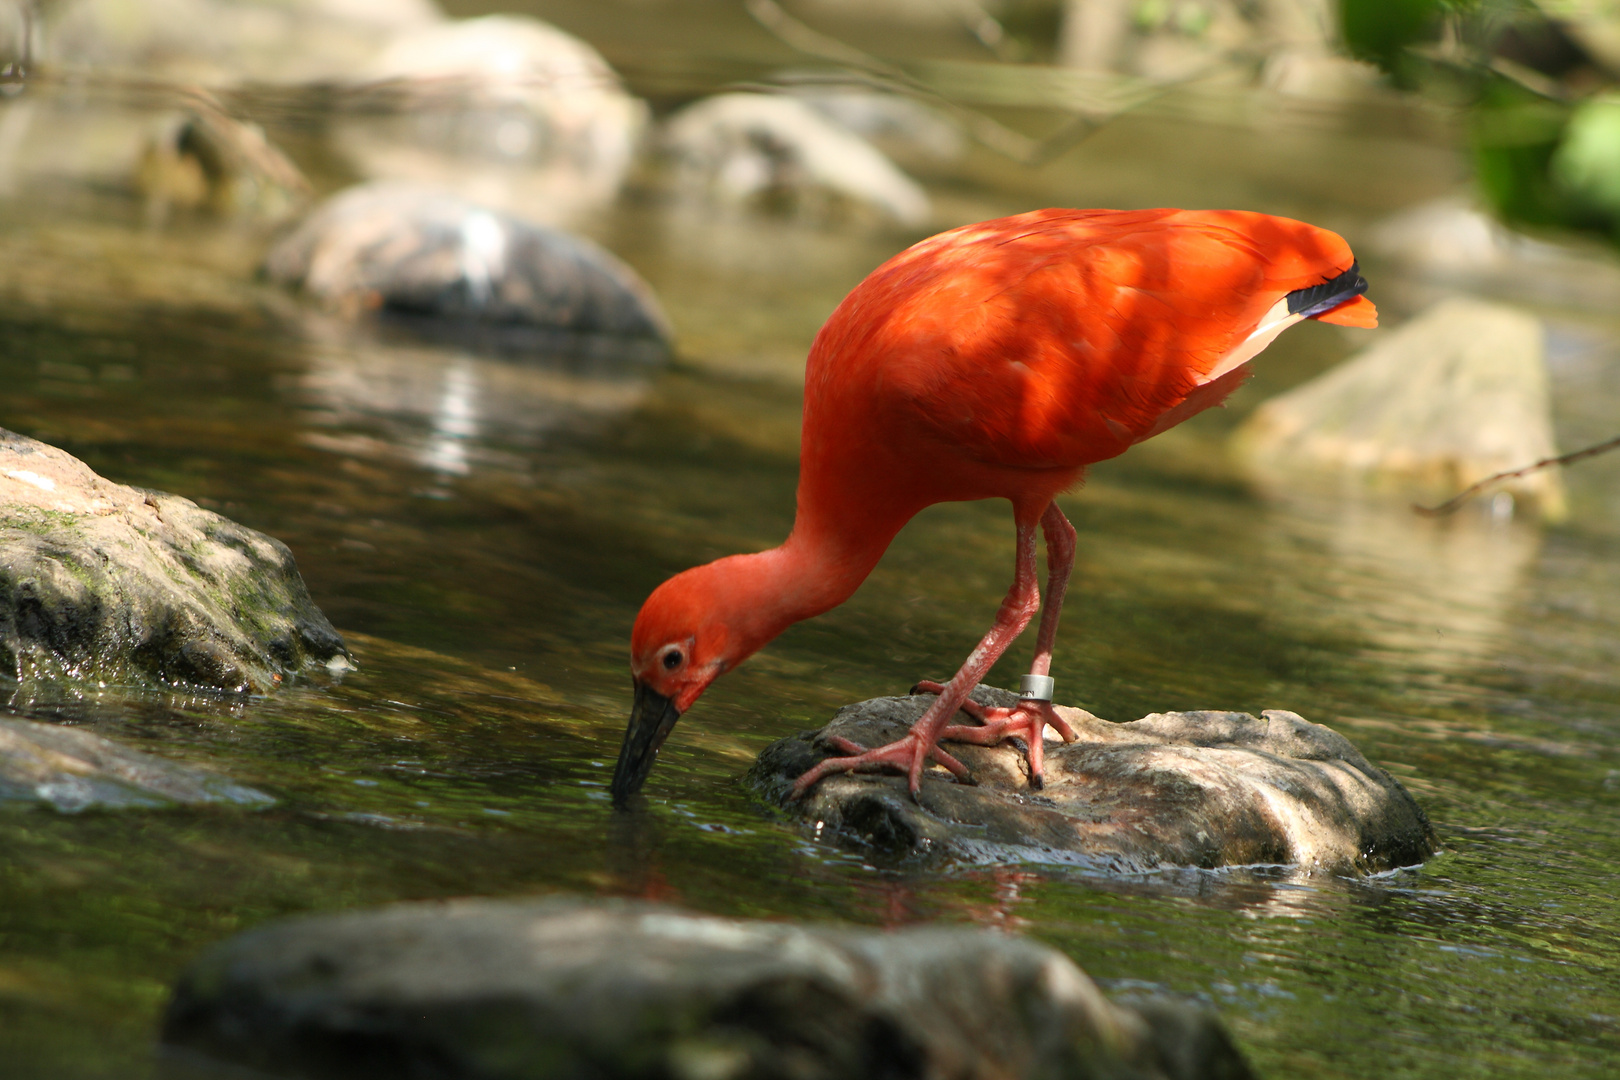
top-left (611, 556), bottom-right (775, 807)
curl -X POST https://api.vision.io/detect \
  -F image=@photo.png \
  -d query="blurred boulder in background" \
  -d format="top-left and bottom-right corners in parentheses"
top-left (38, 5), bottom-right (647, 229)
top-left (1370, 196), bottom-right (1542, 276)
top-left (660, 92), bottom-right (931, 228)
top-left (134, 107), bottom-right (310, 221)
top-left (1368, 195), bottom-right (1620, 308)
top-left (1234, 297), bottom-right (1565, 519)
top-left (336, 14), bottom-right (647, 226)
top-left (266, 182), bottom-right (671, 346)
top-left (788, 83), bottom-right (966, 169)
top-left (43, 0), bottom-right (442, 84)
top-left (26, 0), bottom-right (435, 208)
top-left (1060, 0), bottom-right (1350, 84)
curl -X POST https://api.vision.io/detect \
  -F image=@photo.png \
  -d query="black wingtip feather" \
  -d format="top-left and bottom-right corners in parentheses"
top-left (1287, 260), bottom-right (1368, 318)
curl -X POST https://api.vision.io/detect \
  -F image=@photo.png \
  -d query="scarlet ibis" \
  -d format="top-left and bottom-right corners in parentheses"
top-left (611, 208), bottom-right (1375, 807)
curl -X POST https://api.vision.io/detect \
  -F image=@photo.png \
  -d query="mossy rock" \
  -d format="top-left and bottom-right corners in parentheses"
top-left (0, 427), bottom-right (348, 693)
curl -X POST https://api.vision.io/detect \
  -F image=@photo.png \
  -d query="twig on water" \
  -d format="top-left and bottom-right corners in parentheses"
top-left (1413, 433), bottom-right (1620, 517)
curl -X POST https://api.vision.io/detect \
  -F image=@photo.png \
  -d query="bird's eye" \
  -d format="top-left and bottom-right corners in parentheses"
top-left (662, 649), bottom-right (683, 670)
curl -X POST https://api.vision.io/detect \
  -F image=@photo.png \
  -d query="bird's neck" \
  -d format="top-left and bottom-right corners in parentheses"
top-left (707, 506), bottom-right (909, 668)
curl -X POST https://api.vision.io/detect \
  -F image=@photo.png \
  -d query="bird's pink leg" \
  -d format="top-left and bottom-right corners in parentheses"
top-left (790, 512), bottom-right (1045, 800)
top-left (916, 502), bottom-right (1081, 787)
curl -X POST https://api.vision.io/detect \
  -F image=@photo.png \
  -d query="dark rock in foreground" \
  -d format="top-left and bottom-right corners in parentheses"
top-left (265, 182), bottom-right (672, 350)
top-left (163, 895), bottom-right (1253, 1080)
top-left (751, 688), bottom-right (1436, 875)
top-left (0, 429), bottom-right (350, 693)
top-left (0, 717), bottom-right (272, 812)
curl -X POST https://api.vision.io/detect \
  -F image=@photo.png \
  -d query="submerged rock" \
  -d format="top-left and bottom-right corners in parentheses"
top-left (1233, 297), bottom-right (1564, 519)
top-left (163, 895), bottom-right (1254, 1080)
top-left (750, 688), bottom-right (1436, 875)
top-left (265, 182), bottom-right (671, 346)
top-left (0, 428), bottom-right (349, 693)
top-left (660, 93), bottom-right (931, 228)
top-left (0, 717), bottom-right (272, 811)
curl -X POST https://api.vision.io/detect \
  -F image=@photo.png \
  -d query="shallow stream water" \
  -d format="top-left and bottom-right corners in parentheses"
top-left (4, 4), bottom-right (1620, 1077)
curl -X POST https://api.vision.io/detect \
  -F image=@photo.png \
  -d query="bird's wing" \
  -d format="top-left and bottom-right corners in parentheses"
top-left (857, 209), bottom-right (1364, 470)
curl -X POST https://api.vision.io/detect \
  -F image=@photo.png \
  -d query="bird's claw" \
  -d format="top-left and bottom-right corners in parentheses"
top-left (825, 735), bottom-right (870, 756)
top-left (911, 679), bottom-right (1078, 788)
top-left (790, 730), bottom-right (973, 801)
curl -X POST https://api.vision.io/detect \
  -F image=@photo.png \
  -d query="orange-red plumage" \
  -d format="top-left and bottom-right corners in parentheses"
top-left (613, 208), bottom-right (1375, 805)
top-left (809, 208), bottom-right (1360, 478)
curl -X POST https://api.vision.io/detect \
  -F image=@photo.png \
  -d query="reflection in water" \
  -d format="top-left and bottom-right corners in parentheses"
top-left (1256, 488), bottom-right (1540, 676)
top-left (421, 359), bottom-right (477, 477)
top-left (607, 804), bottom-right (684, 902)
top-left (292, 318), bottom-right (656, 476)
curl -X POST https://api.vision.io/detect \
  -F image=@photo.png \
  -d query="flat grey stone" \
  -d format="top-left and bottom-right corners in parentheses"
top-left (750, 688), bottom-right (1437, 875)
top-left (0, 717), bottom-right (272, 812)
top-left (0, 428), bottom-right (349, 693)
top-left (162, 895), bottom-right (1253, 1080)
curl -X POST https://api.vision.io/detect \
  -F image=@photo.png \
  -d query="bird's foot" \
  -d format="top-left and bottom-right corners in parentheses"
top-left (788, 731), bottom-right (972, 802)
top-left (911, 680), bottom-right (1078, 790)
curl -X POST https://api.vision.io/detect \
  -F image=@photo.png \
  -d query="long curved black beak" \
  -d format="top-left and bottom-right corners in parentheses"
top-left (611, 679), bottom-right (682, 809)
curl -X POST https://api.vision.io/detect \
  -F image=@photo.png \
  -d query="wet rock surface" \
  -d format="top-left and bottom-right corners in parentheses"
top-left (162, 895), bottom-right (1254, 1080)
top-left (0, 428), bottom-right (349, 693)
top-left (266, 182), bottom-right (672, 350)
top-left (751, 688), bottom-right (1436, 875)
top-left (0, 717), bottom-right (272, 811)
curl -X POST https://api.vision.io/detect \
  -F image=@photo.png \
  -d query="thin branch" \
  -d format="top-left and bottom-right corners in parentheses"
top-left (743, 0), bottom-right (1131, 166)
top-left (1413, 433), bottom-right (1620, 517)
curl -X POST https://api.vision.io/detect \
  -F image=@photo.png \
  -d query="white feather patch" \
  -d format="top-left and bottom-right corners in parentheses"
top-left (1196, 298), bottom-right (1301, 386)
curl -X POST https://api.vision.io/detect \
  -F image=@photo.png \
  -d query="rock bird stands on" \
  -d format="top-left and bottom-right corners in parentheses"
top-left (612, 208), bottom-right (1376, 807)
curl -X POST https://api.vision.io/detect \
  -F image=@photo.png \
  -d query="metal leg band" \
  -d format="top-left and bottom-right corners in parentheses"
top-left (1018, 674), bottom-right (1055, 703)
